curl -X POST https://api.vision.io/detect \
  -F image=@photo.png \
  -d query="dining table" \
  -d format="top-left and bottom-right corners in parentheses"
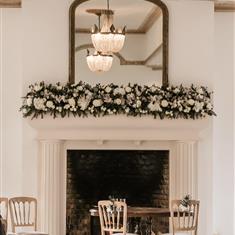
top-left (89, 206), bottom-right (171, 235)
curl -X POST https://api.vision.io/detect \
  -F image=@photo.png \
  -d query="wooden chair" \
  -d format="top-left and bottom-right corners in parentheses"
top-left (9, 197), bottom-right (37, 233)
top-left (0, 198), bottom-right (8, 232)
top-left (161, 200), bottom-right (200, 235)
top-left (98, 200), bottom-right (136, 235)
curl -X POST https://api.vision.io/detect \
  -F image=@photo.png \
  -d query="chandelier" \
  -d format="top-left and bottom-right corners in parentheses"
top-left (86, 50), bottom-right (113, 72)
top-left (91, 0), bottom-right (126, 54)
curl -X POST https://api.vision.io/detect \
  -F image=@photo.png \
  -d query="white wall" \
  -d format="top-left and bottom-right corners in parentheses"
top-left (0, 9), bottom-right (23, 198)
top-left (213, 12), bottom-right (235, 235)
top-left (1, 1), bottom-right (234, 235)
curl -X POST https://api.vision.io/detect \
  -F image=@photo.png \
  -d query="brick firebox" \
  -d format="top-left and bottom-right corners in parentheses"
top-left (66, 150), bottom-right (169, 235)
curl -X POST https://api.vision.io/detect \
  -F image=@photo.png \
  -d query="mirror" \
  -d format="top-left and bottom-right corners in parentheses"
top-left (69, 0), bottom-right (168, 86)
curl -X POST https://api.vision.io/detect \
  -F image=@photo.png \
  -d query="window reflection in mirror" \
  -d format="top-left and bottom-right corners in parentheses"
top-left (75, 0), bottom-right (163, 86)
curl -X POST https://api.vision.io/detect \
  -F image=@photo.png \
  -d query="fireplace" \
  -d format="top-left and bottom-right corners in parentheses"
top-left (66, 150), bottom-right (170, 235)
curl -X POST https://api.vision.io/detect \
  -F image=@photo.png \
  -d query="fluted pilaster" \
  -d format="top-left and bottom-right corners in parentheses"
top-left (171, 141), bottom-right (198, 199)
top-left (38, 140), bottom-right (64, 235)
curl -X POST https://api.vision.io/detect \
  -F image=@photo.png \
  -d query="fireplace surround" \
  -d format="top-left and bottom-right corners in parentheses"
top-left (28, 116), bottom-right (206, 235)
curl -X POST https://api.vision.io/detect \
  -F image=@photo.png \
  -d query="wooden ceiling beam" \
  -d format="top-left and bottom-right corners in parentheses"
top-left (0, 0), bottom-right (21, 8)
top-left (215, 1), bottom-right (235, 12)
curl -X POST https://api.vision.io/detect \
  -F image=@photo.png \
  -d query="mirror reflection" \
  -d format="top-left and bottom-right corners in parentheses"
top-left (75, 0), bottom-right (163, 86)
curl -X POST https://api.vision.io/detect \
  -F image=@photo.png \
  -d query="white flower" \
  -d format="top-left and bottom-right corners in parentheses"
top-left (22, 108), bottom-right (28, 114)
top-left (125, 107), bottom-right (130, 113)
top-left (194, 101), bottom-right (204, 112)
top-left (161, 100), bottom-right (169, 107)
top-left (78, 96), bottom-right (90, 111)
top-left (26, 98), bottom-right (33, 106)
top-left (78, 86), bottom-right (83, 91)
top-left (174, 88), bottom-right (180, 94)
top-left (125, 86), bottom-right (132, 93)
top-left (56, 84), bottom-right (62, 90)
top-left (105, 86), bottom-right (112, 93)
top-left (206, 103), bottom-right (212, 110)
top-left (184, 107), bottom-right (191, 113)
top-left (115, 98), bottom-right (122, 105)
top-left (197, 87), bottom-right (204, 94)
top-left (68, 98), bottom-right (76, 107)
top-left (148, 102), bottom-right (162, 112)
top-left (33, 98), bottom-right (45, 110)
top-left (46, 101), bottom-right (55, 109)
top-left (114, 88), bottom-right (125, 96)
top-left (93, 99), bottom-right (103, 107)
top-left (64, 104), bottom-right (70, 110)
top-left (150, 86), bottom-right (157, 93)
top-left (188, 99), bottom-right (195, 106)
top-left (34, 84), bottom-right (43, 92)
top-left (136, 100), bottom-right (142, 108)
top-left (56, 107), bottom-right (62, 112)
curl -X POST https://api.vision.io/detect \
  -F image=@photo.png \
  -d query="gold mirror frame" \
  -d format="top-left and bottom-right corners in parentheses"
top-left (69, 0), bottom-right (169, 86)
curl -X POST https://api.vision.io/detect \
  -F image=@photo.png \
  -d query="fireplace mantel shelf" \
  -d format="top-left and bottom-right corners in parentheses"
top-left (28, 116), bottom-right (211, 141)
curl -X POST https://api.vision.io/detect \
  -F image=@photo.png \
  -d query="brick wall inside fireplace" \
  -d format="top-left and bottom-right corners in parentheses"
top-left (66, 150), bottom-right (169, 235)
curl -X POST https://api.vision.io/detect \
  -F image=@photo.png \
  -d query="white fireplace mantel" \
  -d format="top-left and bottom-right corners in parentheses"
top-left (29, 116), bottom-right (211, 235)
top-left (28, 116), bottom-right (211, 141)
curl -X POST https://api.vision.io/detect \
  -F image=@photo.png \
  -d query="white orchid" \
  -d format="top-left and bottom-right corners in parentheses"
top-left (68, 98), bottom-right (76, 107)
top-left (148, 102), bottom-right (162, 112)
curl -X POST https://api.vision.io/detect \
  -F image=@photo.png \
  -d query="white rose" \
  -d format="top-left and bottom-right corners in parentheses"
top-left (33, 98), bottom-right (45, 110)
top-left (105, 86), bottom-right (112, 93)
top-left (115, 98), bottom-right (122, 105)
top-left (136, 100), bottom-right (142, 108)
top-left (125, 107), bottom-right (130, 113)
top-left (125, 86), bottom-right (132, 93)
top-left (68, 98), bottom-right (76, 107)
top-left (46, 101), bottom-right (55, 109)
top-left (78, 86), bottom-right (83, 91)
top-left (93, 99), bottom-right (103, 107)
top-left (188, 99), bottom-right (195, 106)
top-left (161, 100), bottom-right (168, 107)
top-left (26, 98), bottom-right (33, 106)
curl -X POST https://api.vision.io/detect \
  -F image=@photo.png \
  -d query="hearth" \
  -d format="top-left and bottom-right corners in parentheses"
top-left (66, 150), bottom-right (170, 235)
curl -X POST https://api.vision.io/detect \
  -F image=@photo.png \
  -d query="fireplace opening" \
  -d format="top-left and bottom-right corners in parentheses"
top-left (66, 150), bottom-right (169, 235)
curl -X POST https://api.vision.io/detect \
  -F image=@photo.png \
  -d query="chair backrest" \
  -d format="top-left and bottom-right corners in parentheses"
top-left (0, 198), bottom-right (8, 231)
top-left (171, 200), bottom-right (200, 235)
top-left (98, 200), bottom-right (127, 235)
top-left (9, 197), bottom-right (37, 232)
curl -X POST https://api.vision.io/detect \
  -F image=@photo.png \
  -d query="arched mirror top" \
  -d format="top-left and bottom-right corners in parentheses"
top-left (69, 0), bottom-right (169, 86)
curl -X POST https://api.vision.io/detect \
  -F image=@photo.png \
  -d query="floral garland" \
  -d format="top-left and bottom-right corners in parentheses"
top-left (20, 81), bottom-right (216, 119)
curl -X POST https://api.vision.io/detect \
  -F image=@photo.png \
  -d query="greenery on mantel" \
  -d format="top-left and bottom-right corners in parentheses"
top-left (20, 81), bottom-right (216, 119)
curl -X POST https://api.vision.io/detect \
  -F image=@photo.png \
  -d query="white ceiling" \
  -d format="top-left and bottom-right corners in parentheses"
top-left (75, 0), bottom-right (160, 29)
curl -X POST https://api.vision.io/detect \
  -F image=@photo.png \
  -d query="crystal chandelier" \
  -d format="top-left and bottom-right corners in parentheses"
top-left (86, 50), bottom-right (113, 72)
top-left (91, 0), bottom-right (126, 54)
